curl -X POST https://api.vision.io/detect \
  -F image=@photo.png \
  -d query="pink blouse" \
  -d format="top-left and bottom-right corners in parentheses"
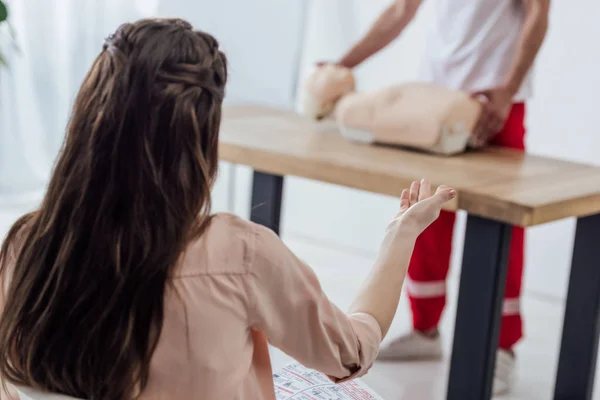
top-left (1, 213), bottom-right (381, 400)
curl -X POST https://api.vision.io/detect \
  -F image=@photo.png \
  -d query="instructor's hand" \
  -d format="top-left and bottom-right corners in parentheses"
top-left (471, 86), bottom-right (512, 147)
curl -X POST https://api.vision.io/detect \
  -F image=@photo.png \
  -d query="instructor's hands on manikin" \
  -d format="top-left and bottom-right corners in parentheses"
top-left (471, 86), bottom-right (513, 147)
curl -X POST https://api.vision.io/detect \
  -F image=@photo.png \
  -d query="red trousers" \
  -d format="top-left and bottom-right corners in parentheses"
top-left (407, 103), bottom-right (526, 350)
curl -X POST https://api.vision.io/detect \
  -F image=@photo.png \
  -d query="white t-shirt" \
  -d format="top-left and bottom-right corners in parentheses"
top-left (419, 0), bottom-right (533, 101)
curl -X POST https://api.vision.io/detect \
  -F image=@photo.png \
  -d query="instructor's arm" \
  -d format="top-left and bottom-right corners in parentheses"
top-left (504, 0), bottom-right (550, 96)
top-left (337, 0), bottom-right (422, 69)
top-left (472, 0), bottom-right (550, 144)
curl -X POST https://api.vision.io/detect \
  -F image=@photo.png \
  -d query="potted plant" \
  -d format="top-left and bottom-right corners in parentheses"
top-left (0, 0), bottom-right (9, 65)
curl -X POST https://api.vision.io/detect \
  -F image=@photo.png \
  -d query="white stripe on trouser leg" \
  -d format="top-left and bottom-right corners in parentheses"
top-left (406, 278), bottom-right (446, 298)
top-left (502, 298), bottom-right (520, 316)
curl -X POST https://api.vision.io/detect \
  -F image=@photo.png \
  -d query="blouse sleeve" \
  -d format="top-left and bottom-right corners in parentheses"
top-left (247, 224), bottom-right (382, 382)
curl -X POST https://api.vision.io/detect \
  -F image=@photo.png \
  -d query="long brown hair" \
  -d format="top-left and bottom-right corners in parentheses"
top-left (0, 18), bottom-right (227, 399)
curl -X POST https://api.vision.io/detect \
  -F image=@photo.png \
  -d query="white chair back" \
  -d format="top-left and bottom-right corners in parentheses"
top-left (15, 387), bottom-right (84, 400)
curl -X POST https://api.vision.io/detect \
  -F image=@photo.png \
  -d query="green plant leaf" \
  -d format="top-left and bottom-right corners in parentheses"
top-left (0, 53), bottom-right (6, 67)
top-left (0, 1), bottom-right (8, 23)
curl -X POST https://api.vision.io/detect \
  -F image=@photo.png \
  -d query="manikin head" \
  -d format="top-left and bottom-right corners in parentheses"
top-left (302, 64), bottom-right (355, 120)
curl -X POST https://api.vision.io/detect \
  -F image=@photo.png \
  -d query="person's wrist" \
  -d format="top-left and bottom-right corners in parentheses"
top-left (389, 217), bottom-right (421, 240)
top-left (374, 224), bottom-right (418, 268)
top-left (337, 57), bottom-right (355, 69)
top-left (502, 81), bottom-right (519, 99)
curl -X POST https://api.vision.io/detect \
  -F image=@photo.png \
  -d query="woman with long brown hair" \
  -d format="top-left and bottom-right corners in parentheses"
top-left (0, 18), bottom-right (455, 400)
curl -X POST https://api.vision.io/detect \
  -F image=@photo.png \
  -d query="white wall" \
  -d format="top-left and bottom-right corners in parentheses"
top-left (159, 0), bottom-right (307, 215)
top-left (0, 0), bottom-right (306, 205)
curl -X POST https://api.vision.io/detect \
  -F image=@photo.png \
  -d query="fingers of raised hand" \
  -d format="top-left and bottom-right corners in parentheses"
top-left (418, 179), bottom-right (431, 201)
top-left (435, 184), bottom-right (450, 194)
top-left (433, 185), bottom-right (456, 204)
top-left (400, 181), bottom-right (454, 214)
top-left (409, 180), bottom-right (420, 206)
top-left (400, 189), bottom-right (410, 211)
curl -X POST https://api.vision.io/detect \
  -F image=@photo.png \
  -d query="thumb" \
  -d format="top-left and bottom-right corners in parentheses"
top-left (471, 92), bottom-right (489, 104)
top-left (431, 186), bottom-right (456, 206)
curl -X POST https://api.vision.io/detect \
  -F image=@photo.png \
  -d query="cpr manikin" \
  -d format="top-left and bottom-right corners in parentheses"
top-left (303, 63), bottom-right (356, 120)
top-left (302, 64), bottom-right (482, 155)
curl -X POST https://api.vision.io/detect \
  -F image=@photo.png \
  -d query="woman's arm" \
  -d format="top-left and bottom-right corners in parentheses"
top-left (248, 180), bottom-right (454, 381)
top-left (248, 226), bottom-right (381, 381)
top-left (349, 181), bottom-right (454, 337)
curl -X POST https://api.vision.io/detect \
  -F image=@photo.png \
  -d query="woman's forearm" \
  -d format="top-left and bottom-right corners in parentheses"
top-left (349, 225), bottom-right (417, 338)
top-left (338, 0), bottom-right (421, 69)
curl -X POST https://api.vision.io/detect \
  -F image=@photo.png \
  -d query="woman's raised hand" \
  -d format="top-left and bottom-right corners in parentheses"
top-left (390, 179), bottom-right (456, 235)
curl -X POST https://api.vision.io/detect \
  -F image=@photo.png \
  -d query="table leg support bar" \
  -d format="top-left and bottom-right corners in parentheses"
top-left (554, 213), bottom-right (600, 400)
top-left (447, 215), bottom-right (512, 400)
top-left (250, 171), bottom-right (284, 236)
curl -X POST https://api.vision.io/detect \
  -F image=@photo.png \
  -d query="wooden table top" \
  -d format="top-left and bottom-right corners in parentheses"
top-left (220, 105), bottom-right (600, 227)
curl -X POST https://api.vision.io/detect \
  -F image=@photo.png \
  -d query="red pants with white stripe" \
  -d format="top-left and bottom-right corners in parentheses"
top-left (407, 103), bottom-right (526, 350)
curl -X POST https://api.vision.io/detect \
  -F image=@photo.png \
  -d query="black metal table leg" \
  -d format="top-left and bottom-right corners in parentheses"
top-left (447, 215), bottom-right (512, 400)
top-left (554, 213), bottom-right (600, 400)
top-left (250, 170), bottom-right (284, 235)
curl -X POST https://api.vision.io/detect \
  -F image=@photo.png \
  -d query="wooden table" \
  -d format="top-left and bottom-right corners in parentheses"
top-left (221, 105), bottom-right (600, 400)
